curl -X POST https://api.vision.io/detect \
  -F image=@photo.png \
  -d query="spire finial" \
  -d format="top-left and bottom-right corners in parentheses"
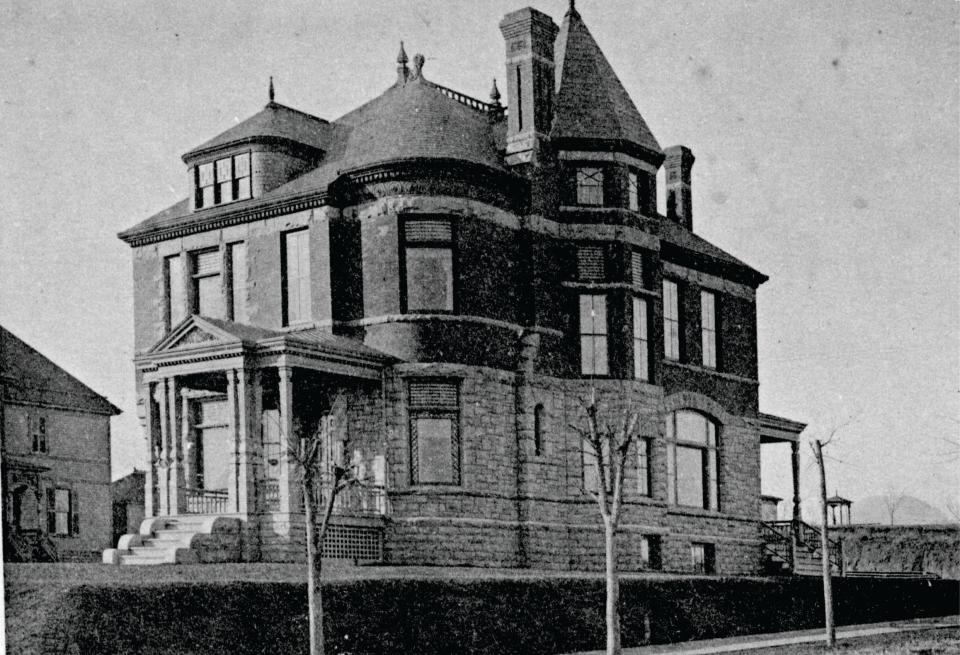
top-left (397, 41), bottom-right (408, 66)
top-left (568, 0), bottom-right (578, 15)
top-left (268, 76), bottom-right (275, 103)
top-left (489, 78), bottom-right (501, 106)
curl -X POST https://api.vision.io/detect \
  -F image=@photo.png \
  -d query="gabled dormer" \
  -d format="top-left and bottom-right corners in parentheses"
top-left (181, 80), bottom-right (332, 212)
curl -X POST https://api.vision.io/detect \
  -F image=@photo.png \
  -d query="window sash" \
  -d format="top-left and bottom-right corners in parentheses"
top-left (579, 295), bottom-right (608, 375)
top-left (637, 437), bottom-right (651, 496)
top-left (667, 411), bottom-right (719, 510)
top-left (628, 171), bottom-right (639, 211)
top-left (404, 247), bottom-right (454, 312)
top-left (283, 229), bottom-right (311, 325)
top-left (701, 290), bottom-right (717, 368)
top-left (576, 167), bottom-right (604, 206)
top-left (633, 297), bottom-right (649, 381)
top-left (663, 280), bottom-right (680, 360)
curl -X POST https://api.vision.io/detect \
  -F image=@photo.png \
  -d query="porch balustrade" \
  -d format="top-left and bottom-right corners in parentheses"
top-left (181, 487), bottom-right (229, 514)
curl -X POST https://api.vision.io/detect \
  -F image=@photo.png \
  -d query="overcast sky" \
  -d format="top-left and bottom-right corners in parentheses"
top-left (1, 1), bottom-right (957, 517)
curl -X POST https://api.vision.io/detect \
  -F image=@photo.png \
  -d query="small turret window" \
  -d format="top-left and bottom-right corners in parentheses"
top-left (194, 152), bottom-right (251, 209)
top-left (576, 167), bottom-right (604, 206)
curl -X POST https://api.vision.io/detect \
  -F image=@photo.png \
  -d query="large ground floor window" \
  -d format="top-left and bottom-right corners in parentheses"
top-left (666, 410), bottom-right (719, 510)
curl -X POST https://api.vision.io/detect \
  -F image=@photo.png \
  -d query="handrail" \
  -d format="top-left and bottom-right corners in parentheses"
top-left (181, 486), bottom-right (229, 514)
top-left (761, 519), bottom-right (844, 574)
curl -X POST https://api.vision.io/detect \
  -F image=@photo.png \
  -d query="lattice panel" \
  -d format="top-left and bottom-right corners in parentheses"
top-left (631, 250), bottom-right (644, 287)
top-left (321, 526), bottom-right (383, 561)
top-left (577, 246), bottom-right (606, 281)
top-left (408, 381), bottom-right (459, 408)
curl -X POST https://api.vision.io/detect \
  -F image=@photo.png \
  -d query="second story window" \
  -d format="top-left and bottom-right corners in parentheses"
top-left (633, 297), bottom-right (649, 381)
top-left (228, 242), bottom-right (247, 323)
top-left (401, 218), bottom-right (455, 312)
top-left (701, 290), bottom-right (717, 369)
top-left (579, 294), bottom-right (608, 376)
top-left (32, 415), bottom-right (47, 454)
top-left (628, 171), bottom-right (640, 211)
top-left (663, 279), bottom-right (681, 360)
top-left (282, 229), bottom-right (311, 326)
top-left (191, 249), bottom-right (224, 318)
top-left (576, 167), bottom-right (604, 206)
top-left (195, 152), bottom-right (252, 209)
top-left (164, 254), bottom-right (186, 330)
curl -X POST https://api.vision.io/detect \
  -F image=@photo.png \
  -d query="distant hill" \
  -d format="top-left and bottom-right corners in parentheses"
top-left (852, 495), bottom-right (950, 525)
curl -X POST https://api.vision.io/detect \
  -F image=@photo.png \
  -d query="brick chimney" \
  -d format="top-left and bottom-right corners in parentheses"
top-left (664, 145), bottom-right (695, 230)
top-left (499, 8), bottom-right (558, 166)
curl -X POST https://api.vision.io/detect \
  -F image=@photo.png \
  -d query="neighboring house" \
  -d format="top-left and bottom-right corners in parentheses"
top-left (111, 469), bottom-right (145, 547)
top-left (108, 4), bottom-right (809, 573)
top-left (1, 326), bottom-right (120, 562)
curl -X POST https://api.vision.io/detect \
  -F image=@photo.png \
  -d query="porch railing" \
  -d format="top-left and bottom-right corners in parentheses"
top-left (182, 487), bottom-right (229, 514)
top-left (761, 519), bottom-right (844, 573)
top-left (254, 479), bottom-right (390, 517)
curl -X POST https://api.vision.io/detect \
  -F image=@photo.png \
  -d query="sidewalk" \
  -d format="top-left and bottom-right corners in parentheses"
top-left (564, 615), bottom-right (960, 655)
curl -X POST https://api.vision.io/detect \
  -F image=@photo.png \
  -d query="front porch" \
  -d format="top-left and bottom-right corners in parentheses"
top-left (106, 316), bottom-right (396, 565)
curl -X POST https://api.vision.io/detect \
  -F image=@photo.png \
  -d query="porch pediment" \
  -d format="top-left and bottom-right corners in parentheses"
top-left (148, 316), bottom-right (272, 354)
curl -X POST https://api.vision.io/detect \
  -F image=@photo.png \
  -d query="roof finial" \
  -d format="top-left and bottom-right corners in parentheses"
top-left (397, 41), bottom-right (408, 66)
top-left (489, 78), bottom-right (501, 106)
top-left (568, 0), bottom-right (579, 15)
top-left (268, 76), bottom-right (275, 103)
top-left (397, 41), bottom-right (410, 82)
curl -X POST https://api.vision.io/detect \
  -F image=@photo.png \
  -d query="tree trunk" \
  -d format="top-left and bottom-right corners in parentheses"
top-left (303, 476), bottom-right (324, 655)
top-left (604, 519), bottom-right (621, 655)
top-left (813, 440), bottom-right (835, 648)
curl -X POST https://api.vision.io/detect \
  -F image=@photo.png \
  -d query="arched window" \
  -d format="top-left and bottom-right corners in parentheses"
top-left (666, 410), bottom-right (719, 510)
top-left (533, 404), bottom-right (545, 456)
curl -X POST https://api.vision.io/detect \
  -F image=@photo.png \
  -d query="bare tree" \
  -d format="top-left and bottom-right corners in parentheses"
top-left (807, 417), bottom-right (854, 649)
top-left (944, 497), bottom-right (960, 524)
top-left (881, 490), bottom-right (907, 525)
top-left (287, 395), bottom-right (361, 655)
top-left (572, 397), bottom-right (640, 655)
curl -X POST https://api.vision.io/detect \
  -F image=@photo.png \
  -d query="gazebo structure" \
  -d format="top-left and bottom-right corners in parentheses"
top-left (826, 494), bottom-right (853, 526)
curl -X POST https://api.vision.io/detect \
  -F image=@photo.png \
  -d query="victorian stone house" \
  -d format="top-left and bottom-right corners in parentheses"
top-left (107, 4), bottom-right (817, 574)
top-left (2, 326), bottom-right (120, 561)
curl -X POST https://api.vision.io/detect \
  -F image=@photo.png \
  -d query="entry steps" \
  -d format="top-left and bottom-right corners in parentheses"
top-left (103, 515), bottom-right (242, 565)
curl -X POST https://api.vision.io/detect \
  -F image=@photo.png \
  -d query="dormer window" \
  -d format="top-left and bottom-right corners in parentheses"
top-left (576, 167), bottom-right (604, 206)
top-left (194, 152), bottom-right (251, 209)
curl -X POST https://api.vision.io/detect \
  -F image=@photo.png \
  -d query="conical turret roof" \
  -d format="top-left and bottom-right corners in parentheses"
top-left (552, 7), bottom-right (661, 159)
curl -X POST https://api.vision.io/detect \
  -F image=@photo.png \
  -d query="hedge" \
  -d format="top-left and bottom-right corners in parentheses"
top-left (41, 576), bottom-right (960, 655)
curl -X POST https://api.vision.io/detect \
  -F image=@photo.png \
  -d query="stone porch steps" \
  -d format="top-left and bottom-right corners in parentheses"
top-left (103, 515), bottom-right (242, 565)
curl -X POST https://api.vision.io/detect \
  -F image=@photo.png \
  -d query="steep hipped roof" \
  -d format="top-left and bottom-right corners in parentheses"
top-left (0, 326), bottom-right (120, 416)
top-left (552, 6), bottom-right (662, 158)
top-left (182, 101), bottom-right (333, 161)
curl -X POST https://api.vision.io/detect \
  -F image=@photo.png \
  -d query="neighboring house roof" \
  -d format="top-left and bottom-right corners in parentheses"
top-left (112, 469), bottom-right (145, 505)
top-left (182, 101), bottom-right (333, 161)
top-left (552, 6), bottom-right (662, 158)
top-left (0, 326), bottom-right (121, 416)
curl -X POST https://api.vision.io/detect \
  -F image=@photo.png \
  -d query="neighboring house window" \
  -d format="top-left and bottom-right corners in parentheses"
top-left (701, 290), bottom-right (717, 369)
top-left (194, 152), bottom-right (251, 209)
top-left (579, 294), bottom-right (608, 376)
top-left (408, 381), bottom-right (460, 485)
top-left (691, 542), bottom-right (716, 574)
top-left (282, 229), bottom-right (311, 325)
top-left (583, 437), bottom-right (610, 494)
top-left (630, 250), bottom-right (644, 288)
top-left (633, 297), bottom-right (649, 381)
top-left (666, 410), bottom-right (719, 510)
top-left (577, 245), bottom-right (606, 281)
top-left (576, 167), bottom-right (604, 206)
top-left (401, 218), bottom-right (455, 312)
top-left (637, 436), bottom-right (652, 496)
top-left (663, 279), bottom-right (681, 360)
top-left (628, 171), bottom-right (639, 211)
top-left (46, 488), bottom-right (77, 536)
top-left (191, 249), bottom-right (224, 318)
top-left (533, 404), bottom-right (545, 456)
top-left (32, 415), bottom-right (47, 454)
top-left (228, 242), bottom-right (247, 323)
top-left (164, 254), bottom-right (186, 329)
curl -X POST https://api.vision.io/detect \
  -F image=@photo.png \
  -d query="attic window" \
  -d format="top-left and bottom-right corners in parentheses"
top-left (576, 167), bottom-right (604, 206)
top-left (194, 152), bottom-right (251, 209)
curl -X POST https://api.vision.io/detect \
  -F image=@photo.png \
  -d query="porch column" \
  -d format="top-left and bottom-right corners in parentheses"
top-left (790, 440), bottom-right (801, 521)
top-left (156, 379), bottom-right (171, 516)
top-left (181, 392), bottom-right (194, 493)
top-left (228, 368), bottom-right (256, 515)
top-left (143, 383), bottom-right (157, 518)
top-left (277, 366), bottom-right (299, 514)
top-left (168, 377), bottom-right (185, 514)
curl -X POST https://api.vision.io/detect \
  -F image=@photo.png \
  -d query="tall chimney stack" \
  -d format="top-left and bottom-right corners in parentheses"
top-left (664, 145), bottom-right (695, 230)
top-left (499, 8), bottom-right (558, 166)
